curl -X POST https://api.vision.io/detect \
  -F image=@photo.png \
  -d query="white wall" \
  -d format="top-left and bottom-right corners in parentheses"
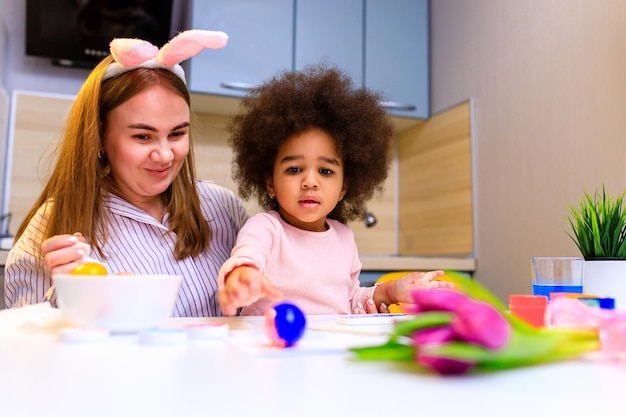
top-left (0, 13), bottom-right (8, 236)
top-left (0, 1), bottom-right (93, 225)
top-left (431, 0), bottom-right (626, 300)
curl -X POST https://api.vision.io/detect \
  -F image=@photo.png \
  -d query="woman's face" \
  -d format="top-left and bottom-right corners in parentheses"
top-left (266, 128), bottom-right (347, 232)
top-left (103, 85), bottom-right (190, 211)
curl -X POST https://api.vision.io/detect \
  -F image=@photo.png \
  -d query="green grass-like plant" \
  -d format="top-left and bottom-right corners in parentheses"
top-left (566, 185), bottom-right (626, 259)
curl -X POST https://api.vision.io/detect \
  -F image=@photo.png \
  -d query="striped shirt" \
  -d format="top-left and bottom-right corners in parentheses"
top-left (4, 180), bottom-right (248, 317)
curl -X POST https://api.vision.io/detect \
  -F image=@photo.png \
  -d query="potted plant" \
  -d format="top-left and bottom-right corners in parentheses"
top-left (566, 185), bottom-right (626, 308)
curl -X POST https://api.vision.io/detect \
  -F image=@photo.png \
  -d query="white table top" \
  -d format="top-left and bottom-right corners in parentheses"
top-left (0, 311), bottom-right (623, 417)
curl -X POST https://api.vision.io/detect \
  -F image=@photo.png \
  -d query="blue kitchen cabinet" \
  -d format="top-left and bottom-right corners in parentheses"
top-left (365, 0), bottom-right (429, 119)
top-left (294, 0), bottom-right (363, 86)
top-left (188, 0), bottom-right (294, 97)
top-left (188, 0), bottom-right (429, 120)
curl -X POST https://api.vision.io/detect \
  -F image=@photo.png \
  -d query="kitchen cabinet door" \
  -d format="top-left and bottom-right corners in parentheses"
top-left (188, 0), bottom-right (294, 97)
top-left (295, 0), bottom-right (363, 86)
top-left (365, 0), bottom-right (429, 119)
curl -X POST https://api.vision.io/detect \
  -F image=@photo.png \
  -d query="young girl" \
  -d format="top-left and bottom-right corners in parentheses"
top-left (218, 64), bottom-right (451, 316)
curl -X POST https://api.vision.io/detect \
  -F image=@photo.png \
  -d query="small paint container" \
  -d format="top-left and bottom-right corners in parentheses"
top-left (598, 297), bottom-right (616, 310)
top-left (509, 294), bottom-right (548, 327)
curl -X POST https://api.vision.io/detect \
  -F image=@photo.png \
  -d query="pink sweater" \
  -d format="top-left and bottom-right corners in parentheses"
top-left (218, 210), bottom-right (375, 315)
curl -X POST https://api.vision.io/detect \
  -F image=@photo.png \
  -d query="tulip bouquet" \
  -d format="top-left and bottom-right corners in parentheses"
top-left (350, 272), bottom-right (602, 375)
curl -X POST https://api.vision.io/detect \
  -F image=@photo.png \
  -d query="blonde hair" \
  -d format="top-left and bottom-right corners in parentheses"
top-left (15, 55), bottom-right (211, 260)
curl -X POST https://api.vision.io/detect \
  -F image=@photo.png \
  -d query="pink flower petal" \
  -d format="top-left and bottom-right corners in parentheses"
top-left (548, 298), bottom-right (610, 327)
top-left (452, 299), bottom-right (510, 350)
top-left (409, 289), bottom-right (510, 350)
top-left (412, 326), bottom-right (456, 345)
top-left (599, 314), bottom-right (626, 351)
top-left (409, 289), bottom-right (471, 313)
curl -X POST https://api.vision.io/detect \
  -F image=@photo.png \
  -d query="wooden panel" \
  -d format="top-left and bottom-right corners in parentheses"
top-left (398, 100), bottom-right (474, 256)
top-left (191, 112), bottom-right (262, 216)
top-left (360, 255), bottom-right (475, 271)
top-left (348, 157), bottom-right (396, 256)
top-left (8, 93), bottom-right (74, 234)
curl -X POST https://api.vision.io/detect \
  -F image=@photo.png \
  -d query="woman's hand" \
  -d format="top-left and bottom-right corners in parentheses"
top-left (373, 270), bottom-right (454, 308)
top-left (41, 233), bottom-right (89, 275)
top-left (390, 270), bottom-right (454, 304)
top-left (218, 266), bottom-right (284, 316)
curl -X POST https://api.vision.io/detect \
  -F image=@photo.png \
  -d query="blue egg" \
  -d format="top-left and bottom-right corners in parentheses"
top-left (270, 302), bottom-right (306, 347)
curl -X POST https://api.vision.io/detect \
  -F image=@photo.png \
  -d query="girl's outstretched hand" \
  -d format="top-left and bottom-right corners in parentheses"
top-left (218, 265), bottom-right (284, 316)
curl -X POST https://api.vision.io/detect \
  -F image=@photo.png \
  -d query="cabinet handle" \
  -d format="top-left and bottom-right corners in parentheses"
top-left (378, 101), bottom-right (416, 111)
top-left (220, 81), bottom-right (257, 91)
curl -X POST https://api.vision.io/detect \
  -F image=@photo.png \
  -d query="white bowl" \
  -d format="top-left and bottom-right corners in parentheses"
top-left (53, 274), bottom-right (182, 333)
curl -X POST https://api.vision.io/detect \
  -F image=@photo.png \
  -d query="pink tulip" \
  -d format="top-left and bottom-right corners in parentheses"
top-left (549, 297), bottom-right (626, 355)
top-left (409, 289), bottom-right (510, 350)
top-left (351, 273), bottom-right (602, 376)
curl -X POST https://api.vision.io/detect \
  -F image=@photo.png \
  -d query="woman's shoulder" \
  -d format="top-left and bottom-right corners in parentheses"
top-left (195, 180), bottom-right (238, 200)
top-left (195, 180), bottom-right (249, 226)
top-left (195, 180), bottom-right (246, 209)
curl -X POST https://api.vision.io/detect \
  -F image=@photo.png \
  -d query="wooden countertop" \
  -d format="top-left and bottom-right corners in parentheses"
top-left (359, 255), bottom-right (475, 272)
top-left (1, 251), bottom-right (476, 271)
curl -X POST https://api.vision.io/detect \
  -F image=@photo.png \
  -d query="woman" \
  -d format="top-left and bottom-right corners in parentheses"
top-left (4, 30), bottom-right (248, 317)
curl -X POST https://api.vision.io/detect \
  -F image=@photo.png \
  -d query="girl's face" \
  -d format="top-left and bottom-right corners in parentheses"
top-left (104, 85), bottom-right (190, 214)
top-left (266, 128), bottom-right (347, 232)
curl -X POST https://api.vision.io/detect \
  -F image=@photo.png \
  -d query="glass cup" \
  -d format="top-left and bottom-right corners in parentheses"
top-left (531, 257), bottom-right (584, 298)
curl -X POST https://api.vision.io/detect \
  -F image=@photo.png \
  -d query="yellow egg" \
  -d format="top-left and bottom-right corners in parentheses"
top-left (70, 262), bottom-right (109, 276)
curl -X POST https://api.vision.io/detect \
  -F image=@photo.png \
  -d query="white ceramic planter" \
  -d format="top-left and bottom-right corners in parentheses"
top-left (583, 259), bottom-right (626, 309)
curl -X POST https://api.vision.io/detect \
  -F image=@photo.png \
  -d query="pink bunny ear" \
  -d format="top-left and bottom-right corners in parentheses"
top-left (157, 29), bottom-right (229, 66)
top-left (104, 29), bottom-right (228, 83)
top-left (109, 38), bottom-right (159, 67)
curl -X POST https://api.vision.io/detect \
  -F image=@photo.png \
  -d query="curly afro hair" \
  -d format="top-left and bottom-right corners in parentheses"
top-left (227, 63), bottom-right (394, 224)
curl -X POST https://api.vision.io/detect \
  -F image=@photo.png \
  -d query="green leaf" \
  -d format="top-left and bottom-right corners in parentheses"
top-left (565, 184), bottom-right (626, 258)
top-left (419, 328), bottom-right (600, 372)
top-left (389, 312), bottom-right (455, 341)
top-left (441, 270), bottom-right (508, 312)
top-left (350, 340), bottom-right (415, 361)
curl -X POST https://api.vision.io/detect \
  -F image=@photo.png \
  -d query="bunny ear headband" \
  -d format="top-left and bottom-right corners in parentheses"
top-left (103, 29), bottom-right (229, 84)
